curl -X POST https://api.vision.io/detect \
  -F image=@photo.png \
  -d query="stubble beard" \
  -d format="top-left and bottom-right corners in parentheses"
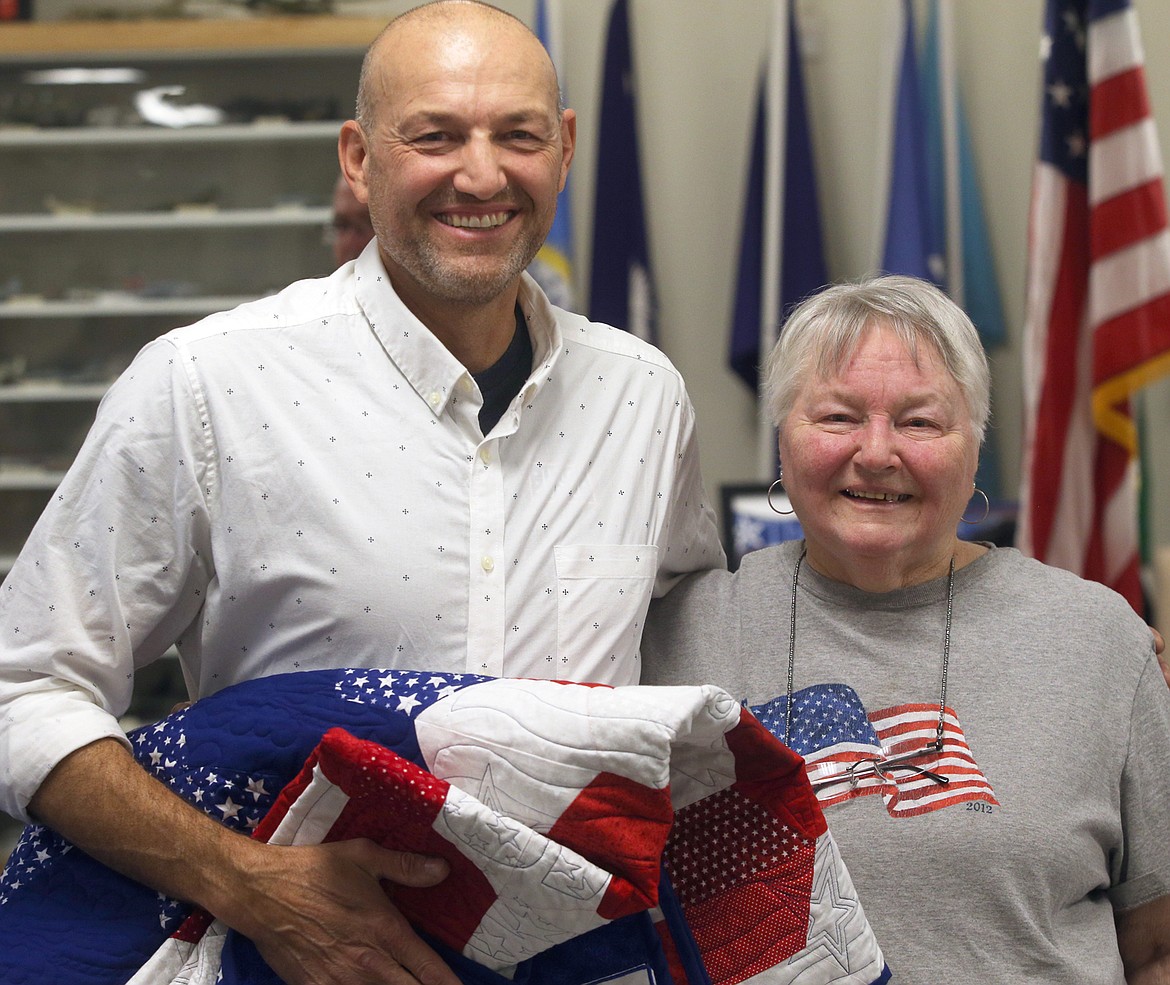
top-left (408, 224), bottom-right (546, 305)
top-left (374, 198), bottom-right (553, 307)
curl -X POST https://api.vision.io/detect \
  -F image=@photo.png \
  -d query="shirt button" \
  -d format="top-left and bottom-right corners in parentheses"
top-left (479, 447), bottom-right (492, 464)
top-left (459, 378), bottom-right (474, 394)
top-left (429, 391), bottom-right (442, 407)
top-left (481, 556), bottom-right (495, 573)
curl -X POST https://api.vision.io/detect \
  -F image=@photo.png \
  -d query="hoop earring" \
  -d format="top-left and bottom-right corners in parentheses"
top-left (961, 486), bottom-right (990, 525)
top-left (768, 475), bottom-right (795, 516)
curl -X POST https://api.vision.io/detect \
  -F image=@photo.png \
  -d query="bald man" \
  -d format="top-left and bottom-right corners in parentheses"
top-left (0, 3), bottom-right (723, 983)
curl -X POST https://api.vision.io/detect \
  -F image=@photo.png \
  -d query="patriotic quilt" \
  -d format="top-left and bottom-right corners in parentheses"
top-left (0, 669), bottom-right (889, 985)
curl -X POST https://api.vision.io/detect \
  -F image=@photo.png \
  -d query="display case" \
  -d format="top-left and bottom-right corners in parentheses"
top-left (0, 16), bottom-right (383, 574)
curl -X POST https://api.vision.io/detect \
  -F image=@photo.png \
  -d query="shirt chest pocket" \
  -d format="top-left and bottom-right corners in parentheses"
top-left (553, 544), bottom-right (658, 686)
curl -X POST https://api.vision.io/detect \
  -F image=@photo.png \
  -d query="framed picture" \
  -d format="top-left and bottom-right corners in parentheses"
top-left (720, 482), bottom-right (803, 571)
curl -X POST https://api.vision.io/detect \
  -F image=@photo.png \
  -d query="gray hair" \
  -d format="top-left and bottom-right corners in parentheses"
top-left (762, 274), bottom-right (991, 443)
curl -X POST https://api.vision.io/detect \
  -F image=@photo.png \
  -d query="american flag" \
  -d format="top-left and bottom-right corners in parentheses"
top-left (868, 704), bottom-right (998, 818)
top-left (753, 685), bottom-right (997, 817)
top-left (1, 670), bottom-right (890, 985)
top-left (1017, 0), bottom-right (1170, 612)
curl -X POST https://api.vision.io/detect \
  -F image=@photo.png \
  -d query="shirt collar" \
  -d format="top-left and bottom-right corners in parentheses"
top-left (353, 242), bottom-right (563, 418)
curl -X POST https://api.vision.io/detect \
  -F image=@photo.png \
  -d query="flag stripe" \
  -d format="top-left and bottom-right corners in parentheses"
top-left (1087, 6), bottom-right (1142, 83)
top-left (1089, 118), bottom-right (1164, 205)
top-left (1090, 66), bottom-right (1149, 138)
top-left (1025, 181), bottom-right (1091, 560)
top-left (1091, 179), bottom-right (1167, 258)
top-left (1093, 284), bottom-right (1170, 385)
top-left (1086, 438), bottom-right (1140, 590)
top-left (1089, 229), bottom-right (1170, 328)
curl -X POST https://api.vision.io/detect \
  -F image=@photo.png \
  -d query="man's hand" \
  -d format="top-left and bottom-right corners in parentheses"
top-left (221, 839), bottom-right (456, 985)
top-left (1117, 894), bottom-right (1170, 984)
top-left (1153, 628), bottom-right (1169, 689)
top-left (30, 738), bottom-right (461, 985)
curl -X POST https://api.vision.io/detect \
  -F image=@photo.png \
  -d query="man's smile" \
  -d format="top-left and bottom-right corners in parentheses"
top-left (436, 211), bottom-right (512, 229)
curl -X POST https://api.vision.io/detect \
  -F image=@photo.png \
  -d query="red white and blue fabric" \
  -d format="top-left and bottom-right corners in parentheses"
top-left (0, 669), bottom-right (889, 985)
top-left (1017, 0), bottom-right (1170, 611)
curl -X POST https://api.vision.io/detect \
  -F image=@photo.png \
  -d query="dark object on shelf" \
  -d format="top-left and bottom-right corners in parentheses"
top-left (0, 0), bottom-right (32, 22)
top-left (243, 0), bottom-right (335, 14)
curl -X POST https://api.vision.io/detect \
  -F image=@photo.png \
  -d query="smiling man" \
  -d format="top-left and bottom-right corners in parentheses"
top-left (341, 2), bottom-right (571, 362)
top-left (0, 4), bottom-right (723, 984)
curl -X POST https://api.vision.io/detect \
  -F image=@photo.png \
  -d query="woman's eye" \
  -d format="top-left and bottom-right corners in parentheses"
top-left (904, 417), bottom-right (942, 432)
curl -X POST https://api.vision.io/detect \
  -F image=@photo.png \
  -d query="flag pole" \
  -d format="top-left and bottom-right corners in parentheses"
top-left (874, 4), bottom-right (902, 275)
top-left (757, 0), bottom-right (787, 478)
top-left (938, 0), bottom-right (964, 305)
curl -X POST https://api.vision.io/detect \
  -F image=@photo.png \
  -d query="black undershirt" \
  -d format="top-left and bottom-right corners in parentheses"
top-left (473, 305), bottom-right (533, 434)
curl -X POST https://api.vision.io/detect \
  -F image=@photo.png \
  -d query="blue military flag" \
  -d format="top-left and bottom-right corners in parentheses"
top-left (881, 0), bottom-right (942, 282)
top-left (588, 0), bottom-right (657, 342)
top-left (729, 1), bottom-right (828, 392)
top-left (920, 0), bottom-right (1006, 348)
top-left (886, 0), bottom-right (1007, 495)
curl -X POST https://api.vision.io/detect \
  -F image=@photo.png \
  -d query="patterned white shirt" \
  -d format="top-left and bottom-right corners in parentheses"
top-left (0, 243), bottom-right (724, 820)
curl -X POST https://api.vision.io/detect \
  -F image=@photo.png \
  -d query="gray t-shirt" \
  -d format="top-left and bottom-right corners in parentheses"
top-left (643, 541), bottom-right (1170, 984)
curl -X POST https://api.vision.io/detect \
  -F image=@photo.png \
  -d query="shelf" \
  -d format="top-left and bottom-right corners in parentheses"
top-left (0, 295), bottom-right (257, 318)
top-left (0, 381), bottom-right (115, 402)
top-left (0, 18), bottom-right (358, 639)
top-left (0, 206), bottom-right (330, 233)
top-left (0, 120), bottom-right (343, 148)
top-left (0, 16), bottom-right (385, 60)
top-left (0, 467), bottom-right (67, 491)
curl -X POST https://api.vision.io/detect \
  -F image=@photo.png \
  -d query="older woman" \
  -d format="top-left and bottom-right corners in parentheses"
top-left (642, 275), bottom-right (1170, 983)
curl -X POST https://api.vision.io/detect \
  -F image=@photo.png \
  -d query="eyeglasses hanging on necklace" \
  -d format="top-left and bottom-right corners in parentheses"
top-left (784, 546), bottom-right (956, 791)
top-left (808, 740), bottom-right (950, 793)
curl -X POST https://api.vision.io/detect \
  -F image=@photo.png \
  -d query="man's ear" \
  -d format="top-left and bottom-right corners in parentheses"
top-left (558, 108), bottom-right (577, 193)
top-left (338, 121), bottom-right (371, 205)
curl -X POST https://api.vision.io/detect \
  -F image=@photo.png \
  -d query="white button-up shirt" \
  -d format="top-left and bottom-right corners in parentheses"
top-left (0, 244), bottom-right (724, 820)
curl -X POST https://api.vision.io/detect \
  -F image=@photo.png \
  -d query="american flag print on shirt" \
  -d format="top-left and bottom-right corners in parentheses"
top-left (752, 683), bottom-right (998, 817)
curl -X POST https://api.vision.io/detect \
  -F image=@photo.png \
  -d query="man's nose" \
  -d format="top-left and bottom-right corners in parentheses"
top-left (453, 136), bottom-right (507, 199)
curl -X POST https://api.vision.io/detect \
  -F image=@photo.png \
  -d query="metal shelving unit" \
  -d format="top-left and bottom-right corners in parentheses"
top-left (0, 16), bottom-right (381, 578)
